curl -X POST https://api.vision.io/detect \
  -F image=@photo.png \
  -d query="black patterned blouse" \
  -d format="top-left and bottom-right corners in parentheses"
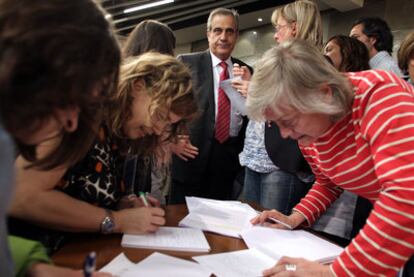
top-left (59, 126), bottom-right (126, 209)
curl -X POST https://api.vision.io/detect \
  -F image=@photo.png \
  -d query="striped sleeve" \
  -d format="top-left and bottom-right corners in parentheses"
top-left (332, 71), bottom-right (414, 276)
top-left (293, 148), bottom-right (343, 226)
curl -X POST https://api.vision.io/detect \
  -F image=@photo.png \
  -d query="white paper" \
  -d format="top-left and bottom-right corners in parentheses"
top-left (241, 226), bottom-right (343, 264)
top-left (121, 226), bottom-right (210, 252)
top-left (99, 253), bottom-right (137, 277)
top-left (193, 248), bottom-right (278, 277)
top-left (220, 79), bottom-right (247, 115)
top-left (179, 197), bottom-right (257, 238)
top-left (124, 252), bottom-right (211, 277)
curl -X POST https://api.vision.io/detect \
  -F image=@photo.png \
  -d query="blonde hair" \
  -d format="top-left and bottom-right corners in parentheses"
top-left (108, 52), bottom-right (196, 161)
top-left (271, 0), bottom-right (323, 50)
top-left (398, 31), bottom-right (414, 73)
top-left (246, 39), bottom-right (353, 122)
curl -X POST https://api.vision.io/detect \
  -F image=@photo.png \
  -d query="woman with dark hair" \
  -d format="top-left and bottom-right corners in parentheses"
top-left (0, 0), bottom-right (120, 275)
top-left (123, 20), bottom-right (176, 57)
top-left (324, 35), bottom-right (370, 72)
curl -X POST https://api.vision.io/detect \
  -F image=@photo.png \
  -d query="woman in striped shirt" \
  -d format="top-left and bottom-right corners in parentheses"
top-left (247, 39), bottom-right (414, 276)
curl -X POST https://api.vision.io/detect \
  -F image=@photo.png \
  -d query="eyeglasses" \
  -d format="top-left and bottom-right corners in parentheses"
top-left (274, 23), bottom-right (291, 33)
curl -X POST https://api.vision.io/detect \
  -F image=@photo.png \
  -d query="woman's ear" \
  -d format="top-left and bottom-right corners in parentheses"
top-left (320, 84), bottom-right (333, 103)
top-left (291, 21), bottom-right (297, 37)
top-left (133, 79), bottom-right (145, 92)
top-left (54, 106), bottom-right (80, 133)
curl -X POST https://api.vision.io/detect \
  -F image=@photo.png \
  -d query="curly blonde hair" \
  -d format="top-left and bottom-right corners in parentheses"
top-left (107, 52), bottom-right (197, 161)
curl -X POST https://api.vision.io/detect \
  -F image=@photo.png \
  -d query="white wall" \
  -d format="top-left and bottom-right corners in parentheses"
top-left (176, 0), bottom-right (414, 65)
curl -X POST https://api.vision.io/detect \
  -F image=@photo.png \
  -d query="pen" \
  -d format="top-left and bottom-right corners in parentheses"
top-left (139, 191), bottom-right (149, 207)
top-left (83, 251), bottom-right (96, 277)
top-left (267, 216), bottom-right (293, 230)
top-left (256, 211), bottom-right (293, 230)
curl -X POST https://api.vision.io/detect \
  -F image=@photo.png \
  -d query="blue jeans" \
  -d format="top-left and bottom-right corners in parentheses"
top-left (242, 167), bottom-right (309, 215)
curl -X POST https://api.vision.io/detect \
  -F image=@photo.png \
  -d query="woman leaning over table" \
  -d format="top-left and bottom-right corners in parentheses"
top-left (9, 52), bottom-right (197, 251)
top-left (248, 39), bottom-right (414, 276)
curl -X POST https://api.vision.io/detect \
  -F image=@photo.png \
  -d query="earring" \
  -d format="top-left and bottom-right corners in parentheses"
top-left (267, 120), bottom-right (272, 127)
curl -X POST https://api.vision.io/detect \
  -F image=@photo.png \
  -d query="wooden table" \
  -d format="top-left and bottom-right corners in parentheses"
top-left (52, 204), bottom-right (248, 269)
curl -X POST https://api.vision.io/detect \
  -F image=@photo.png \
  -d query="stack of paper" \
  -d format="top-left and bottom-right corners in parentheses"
top-left (241, 226), bottom-right (343, 264)
top-left (121, 226), bottom-right (210, 252)
top-left (193, 248), bottom-right (279, 277)
top-left (178, 196), bottom-right (258, 238)
top-left (192, 227), bottom-right (343, 277)
top-left (100, 252), bottom-right (211, 277)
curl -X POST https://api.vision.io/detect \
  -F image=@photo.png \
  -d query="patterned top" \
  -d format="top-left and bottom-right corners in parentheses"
top-left (369, 51), bottom-right (402, 77)
top-left (294, 70), bottom-right (414, 276)
top-left (239, 120), bottom-right (278, 173)
top-left (59, 126), bottom-right (125, 209)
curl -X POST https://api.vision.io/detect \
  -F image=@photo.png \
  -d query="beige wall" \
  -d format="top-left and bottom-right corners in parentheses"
top-left (177, 0), bottom-right (414, 65)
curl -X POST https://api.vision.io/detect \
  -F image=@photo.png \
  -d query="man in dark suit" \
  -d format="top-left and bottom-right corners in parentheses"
top-left (170, 8), bottom-right (251, 204)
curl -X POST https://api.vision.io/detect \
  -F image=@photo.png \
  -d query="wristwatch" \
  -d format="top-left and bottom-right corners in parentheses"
top-left (100, 209), bottom-right (115, 234)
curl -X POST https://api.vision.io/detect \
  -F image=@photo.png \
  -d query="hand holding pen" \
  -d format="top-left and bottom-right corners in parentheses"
top-left (118, 192), bottom-right (160, 209)
top-left (84, 251), bottom-right (96, 277)
top-left (82, 252), bottom-right (112, 277)
top-left (251, 209), bottom-right (305, 230)
top-left (113, 192), bottom-right (166, 234)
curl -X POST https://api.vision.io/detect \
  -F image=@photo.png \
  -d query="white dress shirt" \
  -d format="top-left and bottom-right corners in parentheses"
top-left (210, 51), bottom-right (243, 137)
top-left (369, 50), bottom-right (402, 77)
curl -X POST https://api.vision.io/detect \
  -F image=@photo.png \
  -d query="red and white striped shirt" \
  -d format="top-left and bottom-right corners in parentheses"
top-left (295, 70), bottom-right (414, 276)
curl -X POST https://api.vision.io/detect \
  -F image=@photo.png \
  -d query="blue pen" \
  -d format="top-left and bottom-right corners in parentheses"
top-left (83, 251), bottom-right (96, 277)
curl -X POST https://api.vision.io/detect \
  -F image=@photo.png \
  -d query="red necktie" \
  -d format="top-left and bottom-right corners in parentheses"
top-left (215, 61), bottom-right (230, 143)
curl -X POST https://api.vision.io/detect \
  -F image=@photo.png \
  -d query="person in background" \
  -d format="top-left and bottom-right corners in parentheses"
top-left (0, 0), bottom-right (120, 275)
top-left (170, 8), bottom-right (252, 203)
top-left (235, 0), bottom-right (321, 214)
top-left (398, 30), bottom-right (414, 84)
top-left (324, 35), bottom-right (370, 72)
top-left (350, 17), bottom-right (402, 76)
top-left (249, 39), bottom-right (414, 277)
top-left (9, 53), bottom-right (196, 252)
top-left (122, 19), bottom-right (198, 204)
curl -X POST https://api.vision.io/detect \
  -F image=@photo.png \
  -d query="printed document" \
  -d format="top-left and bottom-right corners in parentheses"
top-left (179, 196), bottom-right (257, 238)
top-left (193, 248), bottom-right (279, 277)
top-left (121, 226), bottom-right (210, 252)
top-left (241, 226), bottom-right (343, 264)
top-left (220, 79), bottom-right (247, 115)
top-left (124, 252), bottom-right (211, 277)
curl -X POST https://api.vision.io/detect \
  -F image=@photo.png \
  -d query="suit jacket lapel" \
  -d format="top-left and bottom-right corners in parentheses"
top-left (200, 51), bottom-right (215, 124)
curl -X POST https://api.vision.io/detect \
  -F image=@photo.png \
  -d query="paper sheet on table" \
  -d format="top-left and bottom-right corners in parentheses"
top-left (193, 248), bottom-right (279, 277)
top-left (124, 252), bottom-right (211, 277)
top-left (241, 226), bottom-right (343, 264)
top-left (179, 197), bottom-right (257, 238)
top-left (99, 253), bottom-right (137, 276)
top-left (220, 79), bottom-right (247, 115)
top-left (121, 226), bottom-right (210, 252)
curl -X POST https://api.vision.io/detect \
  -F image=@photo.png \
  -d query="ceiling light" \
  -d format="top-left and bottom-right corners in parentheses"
top-left (257, 18), bottom-right (263, 22)
top-left (253, 31), bottom-right (257, 35)
top-left (124, 0), bottom-right (174, 14)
